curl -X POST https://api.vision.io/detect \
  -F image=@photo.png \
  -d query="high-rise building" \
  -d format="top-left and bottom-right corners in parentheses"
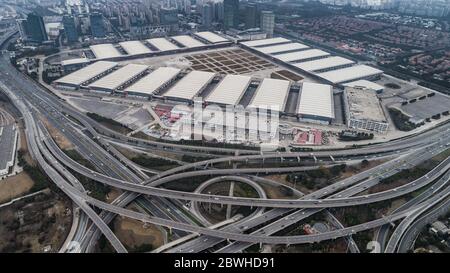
top-left (160, 7), bottom-right (179, 25)
top-left (260, 10), bottom-right (274, 37)
top-left (202, 3), bottom-right (213, 27)
top-left (245, 3), bottom-right (258, 29)
top-left (89, 12), bottom-right (106, 38)
top-left (223, 0), bottom-right (239, 29)
top-left (62, 15), bottom-right (79, 43)
top-left (25, 13), bottom-right (48, 43)
top-left (17, 19), bottom-right (29, 41)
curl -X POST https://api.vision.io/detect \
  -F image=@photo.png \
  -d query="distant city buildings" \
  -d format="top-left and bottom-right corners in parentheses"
top-left (260, 10), bottom-right (275, 37)
top-left (317, 0), bottom-right (450, 17)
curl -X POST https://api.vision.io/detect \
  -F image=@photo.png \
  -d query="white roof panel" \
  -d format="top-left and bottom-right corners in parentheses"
top-left (343, 80), bottom-right (384, 91)
top-left (298, 82), bottom-right (334, 119)
top-left (240, 37), bottom-right (291, 47)
top-left (119, 40), bottom-right (152, 55)
top-left (194, 31), bottom-right (228, 43)
top-left (317, 65), bottom-right (383, 84)
top-left (90, 44), bottom-right (122, 59)
top-left (124, 67), bottom-right (181, 95)
top-left (275, 49), bottom-right (330, 63)
top-left (61, 57), bottom-right (90, 66)
top-left (88, 64), bottom-right (148, 91)
top-left (171, 35), bottom-right (205, 48)
top-left (205, 75), bottom-right (252, 106)
top-left (54, 61), bottom-right (118, 86)
top-left (249, 78), bottom-right (291, 111)
top-left (294, 56), bottom-right (355, 72)
top-left (147, 38), bottom-right (180, 51)
top-left (255, 43), bottom-right (309, 55)
top-left (163, 70), bottom-right (216, 100)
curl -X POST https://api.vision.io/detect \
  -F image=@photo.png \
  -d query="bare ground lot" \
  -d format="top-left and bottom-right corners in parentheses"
top-left (41, 117), bottom-right (73, 150)
top-left (0, 172), bottom-right (34, 203)
top-left (0, 190), bottom-right (72, 252)
top-left (113, 205), bottom-right (165, 252)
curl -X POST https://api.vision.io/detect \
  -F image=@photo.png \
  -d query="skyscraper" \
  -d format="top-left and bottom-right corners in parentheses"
top-left (62, 15), bottom-right (79, 43)
top-left (90, 12), bottom-right (106, 38)
top-left (202, 3), bottom-right (213, 27)
top-left (25, 13), bottom-right (48, 43)
top-left (245, 3), bottom-right (257, 29)
top-left (260, 10), bottom-right (274, 37)
top-left (223, 0), bottom-right (239, 30)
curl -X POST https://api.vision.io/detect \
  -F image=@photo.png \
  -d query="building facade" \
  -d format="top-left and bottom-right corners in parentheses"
top-left (260, 10), bottom-right (274, 37)
top-left (223, 0), bottom-right (239, 30)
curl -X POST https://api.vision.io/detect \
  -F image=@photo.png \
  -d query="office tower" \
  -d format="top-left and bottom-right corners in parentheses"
top-left (90, 12), bottom-right (106, 38)
top-left (223, 0), bottom-right (239, 29)
top-left (160, 7), bottom-right (179, 25)
top-left (245, 3), bottom-right (257, 29)
top-left (25, 13), bottom-right (48, 43)
top-left (202, 3), bottom-right (213, 27)
top-left (260, 10), bottom-right (274, 37)
top-left (62, 15), bottom-right (79, 43)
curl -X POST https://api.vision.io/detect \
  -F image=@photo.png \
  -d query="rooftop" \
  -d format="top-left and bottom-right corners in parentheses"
top-left (54, 61), bottom-right (118, 86)
top-left (171, 35), bottom-right (205, 48)
top-left (147, 38), bottom-right (180, 51)
top-left (249, 78), bottom-right (291, 112)
top-left (61, 57), bottom-right (90, 66)
top-left (89, 43), bottom-right (122, 59)
top-left (119, 40), bottom-right (152, 55)
top-left (255, 42), bottom-right (309, 55)
top-left (163, 70), bottom-right (216, 100)
top-left (205, 74), bottom-right (252, 106)
top-left (343, 80), bottom-right (384, 91)
top-left (194, 31), bottom-right (229, 43)
top-left (346, 87), bottom-right (386, 122)
top-left (240, 37), bottom-right (291, 47)
top-left (317, 65), bottom-right (383, 84)
top-left (124, 67), bottom-right (181, 95)
top-left (275, 49), bottom-right (331, 63)
top-left (88, 64), bottom-right (148, 91)
top-left (294, 56), bottom-right (355, 72)
top-left (298, 82), bottom-right (335, 119)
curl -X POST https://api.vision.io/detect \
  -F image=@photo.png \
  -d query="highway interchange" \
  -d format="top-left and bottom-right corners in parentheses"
top-left (1, 30), bottom-right (450, 253)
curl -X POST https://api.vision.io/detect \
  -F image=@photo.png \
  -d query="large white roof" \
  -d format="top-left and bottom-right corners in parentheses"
top-left (194, 31), bottom-right (228, 44)
top-left (298, 82), bottom-right (334, 119)
top-left (205, 75), bottom-right (252, 106)
top-left (54, 61), bottom-right (118, 86)
top-left (275, 49), bottom-right (330, 63)
top-left (147, 38), bottom-right (180, 51)
top-left (171, 35), bottom-right (205, 48)
top-left (240, 37), bottom-right (291, 47)
top-left (119, 41), bottom-right (152, 55)
top-left (255, 43), bottom-right (309, 55)
top-left (90, 44), bottom-right (122, 59)
top-left (294, 56), bottom-right (355, 72)
top-left (61, 57), bottom-right (90, 66)
top-left (316, 65), bottom-right (383, 84)
top-left (249, 78), bottom-right (291, 111)
top-left (124, 67), bottom-right (181, 95)
top-left (88, 64), bottom-right (148, 91)
top-left (163, 70), bottom-right (216, 100)
top-left (343, 80), bottom-right (384, 91)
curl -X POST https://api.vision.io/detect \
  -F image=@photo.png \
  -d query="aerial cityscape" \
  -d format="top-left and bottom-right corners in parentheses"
top-left (0, 0), bottom-right (449, 258)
